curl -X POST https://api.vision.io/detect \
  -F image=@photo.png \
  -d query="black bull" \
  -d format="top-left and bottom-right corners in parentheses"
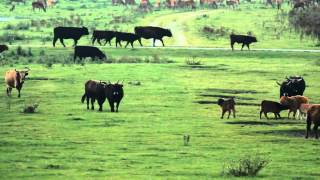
top-left (277, 76), bottom-right (306, 97)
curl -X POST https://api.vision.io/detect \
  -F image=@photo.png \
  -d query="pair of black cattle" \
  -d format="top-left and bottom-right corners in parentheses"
top-left (92, 27), bottom-right (172, 48)
top-left (81, 80), bottom-right (124, 112)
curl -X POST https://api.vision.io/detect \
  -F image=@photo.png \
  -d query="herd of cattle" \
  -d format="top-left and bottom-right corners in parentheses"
top-left (9, 0), bottom-right (318, 12)
top-left (217, 76), bottom-right (320, 139)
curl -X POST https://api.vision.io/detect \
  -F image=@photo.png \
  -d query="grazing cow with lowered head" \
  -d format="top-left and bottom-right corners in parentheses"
top-left (277, 76), bottom-right (306, 98)
top-left (115, 32), bottom-right (142, 48)
top-left (217, 98), bottom-right (236, 119)
top-left (32, 1), bottom-right (46, 12)
top-left (260, 100), bottom-right (289, 119)
top-left (5, 67), bottom-right (30, 98)
top-left (53, 26), bottom-right (89, 47)
top-left (230, 34), bottom-right (257, 50)
top-left (306, 105), bottom-right (320, 139)
top-left (0, 45), bottom-right (9, 54)
top-left (92, 30), bottom-right (116, 46)
top-left (135, 26), bottom-right (173, 47)
top-left (74, 46), bottom-right (106, 62)
top-left (81, 80), bottom-right (124, 112)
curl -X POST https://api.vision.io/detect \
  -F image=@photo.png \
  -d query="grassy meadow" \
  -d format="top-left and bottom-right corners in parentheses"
top-left (1, 0), bottom-right (320, 179)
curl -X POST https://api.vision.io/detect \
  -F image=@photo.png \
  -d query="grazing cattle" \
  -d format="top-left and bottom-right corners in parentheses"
top-left (217, 98), bottom-right (236, 119)
top-left (279, 96), bottom-right (300, 119)
top-left (81, 80), bottom-right (124, 112)
top-left (134, 26), bottom-right (173, 47)
top-left (115, 32), bottom-right (142, 48)
top-left (277, 76), bottom-right (306, 98)
top-left (0, 45), bottom-right (9, 54)
top-left (112, 0), bottom-right (125, 5)
top-left (177, 0), bottom-right (196, 8)
top-left (226, 0), bottom-right (238, 8)
top-left (200, 0), bottom-right (219, 8)
top-left (260, 100), bottom-right (289, 119)
top-left (53, 26), bottom-right (89, 47)
top-left (125, 0), bottom-right (136, 4)
top-left (306, 105), bottom-right (320, 139)
top-left (4, 68), bottom-right (30, 98)
top-left (266, 0), bottom-right (283, 9)
top-left (298, 103), bottom-right (312, 120)
top-left (74, 46), bottom-right (106, 62)
top-left (92, 30), bottom-right (116, 46)
top-left (32, 1), bottom-right (46, 12)
top-left (230, 34), bottom-right (257, 51)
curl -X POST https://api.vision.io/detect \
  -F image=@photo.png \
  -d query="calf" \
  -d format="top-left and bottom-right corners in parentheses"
top-left (260, 100), bottom-right (288, 119)
top-left (4, 68), bottom-right (30, 98)
top-left (53, 26), bottom-right (89, 47)
top-left (92, 30), bottom-right (116, 46)
top-left (74, 46), bottom-right (106, 62)
top-left (134, 26), bottom-right (172, 47)
top-left (230, 34), bottom-right (257, 51)
top-left (217, 98), bottom-right (236, 119)
top-left (279, 96), bottom-right (299, 119)
top-left (306, 105), bottom-right (320, 139)
top-left (115, 32), bottom-right (142, 48)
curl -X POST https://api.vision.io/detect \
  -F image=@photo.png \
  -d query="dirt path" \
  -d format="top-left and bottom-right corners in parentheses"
top-left (147, 10), bottom-right (211, 46)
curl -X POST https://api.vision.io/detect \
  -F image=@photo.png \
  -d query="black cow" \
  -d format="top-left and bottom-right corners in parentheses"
top-left (53, 26), bottom-right (89, 47)
top-left (115, 32), bottom-right (142, 48)
top-left (74, 46), bottom-right (106, 62)
top-left (277, 76), bottom-right (306, 98)
top-left (81, 80), bottom-right (124, 112)
top-left (230, 34), bottom-right (257, 50)
top-left (0, 45), bottom-right (9, 54)
top-left (92, 30), bottom-right (116, 46)
top-left (134, 26), bottom-right (173, 47)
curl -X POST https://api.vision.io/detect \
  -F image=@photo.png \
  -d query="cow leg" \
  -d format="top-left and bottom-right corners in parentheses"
top-left (109, 40), bottom-right (112, 46)
top-left (233, 109), bottom-right (236, 118)
top-left (6, 87), bottom-right (12, 97)
top-left (274, 113), bottom-right (278, 120)
top-left (59, 38), bottom-right (66, 47)
top-left (277, 113), bottom-right (281, 119)
top-left (221, 110), bottom-right (226, 119)
top-left (246, 44), bottom-right (250, 50)
top-left (260, 111), bottom-right (263, 119)
top-left (227, 110), bottom-right (231, 119)
top-left (124, 41), bottom-right (130, 48)
top-left (109, 101), bottom-right (115, 112)
top-left (91, 98), bottom-right (95, 110)
top-left (153, 38), bottom-right (156, 47)
top-left (17, 88), bottom-right (21, 98)
top-left (314, 124), bottom-right (319, 139)
top-left (92, 37), bottom-right (96, 45)
top-left (73, 39), bottom-right (78, 47)
top-left (130, 41), bottom-right (134, 48)
top-left (116, 101), bottom-right (121, 112)
top-left (160, 39), bottom-right (165, 47)
top-left (264, 112), bottom-right (269, 119)
top-left (288, 110), bottom-right (291, 119)
top-left (86, 97), bottom-right (90, 110)
top-left (231, 42), bottom-right (235, 50)
top-left (98, 39), bottom-right (102, 46)
top-left (293, 110), bottom-right (297, 119)
top-left (306, 117), bottom-right (311, 138)
top-left (241, 43), bottom-right (245, 51)
top-left (53, 36), bottom-right (58, 47)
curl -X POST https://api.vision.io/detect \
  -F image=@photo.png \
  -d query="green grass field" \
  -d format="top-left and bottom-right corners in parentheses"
top-left (1, 0), bottom-right (320, 179)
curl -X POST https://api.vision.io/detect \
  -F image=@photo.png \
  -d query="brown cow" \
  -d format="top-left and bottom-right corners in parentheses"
top-left (32, 1), bottom-right (46, 12)
top-left (200, 0), bottom-right (219, 8)
top-left (5, 68), bottom-right (30, 98)
top-left (217, 98), bottom-right (236, 119)
top-left (306, 105), bottom-right (320, 139)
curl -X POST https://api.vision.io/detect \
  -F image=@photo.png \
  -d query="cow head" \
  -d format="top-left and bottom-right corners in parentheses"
top-left (82, 26), bottom-right (89, 35)
top-left (3, 45), bottom-right (9, 51)
top-left (217, 98), bottom-right (224, 106)
top-left (250, 36), bottom-right (258, 43)
top-left (165, 29), bottom-right (173, 37)
top-left (15, 67), bottom-right (30, 85)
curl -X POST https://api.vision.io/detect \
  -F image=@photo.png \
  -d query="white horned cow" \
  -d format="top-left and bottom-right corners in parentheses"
top-left (5, 67), bottom-right (30, 98)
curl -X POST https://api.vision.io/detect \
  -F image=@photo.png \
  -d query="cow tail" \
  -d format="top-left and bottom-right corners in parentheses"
top-left (81, 93), bottom-right (86, 103)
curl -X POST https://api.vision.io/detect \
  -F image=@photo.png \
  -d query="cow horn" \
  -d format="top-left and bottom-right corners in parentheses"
top-left (24, 67), bottom-right (30, 71)
top-left (108, 81), bottom-right (111, 84)
top-left (276, 81), bottom-right (281, 86)
top-left (285, 76), bottom-right (290, 81)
